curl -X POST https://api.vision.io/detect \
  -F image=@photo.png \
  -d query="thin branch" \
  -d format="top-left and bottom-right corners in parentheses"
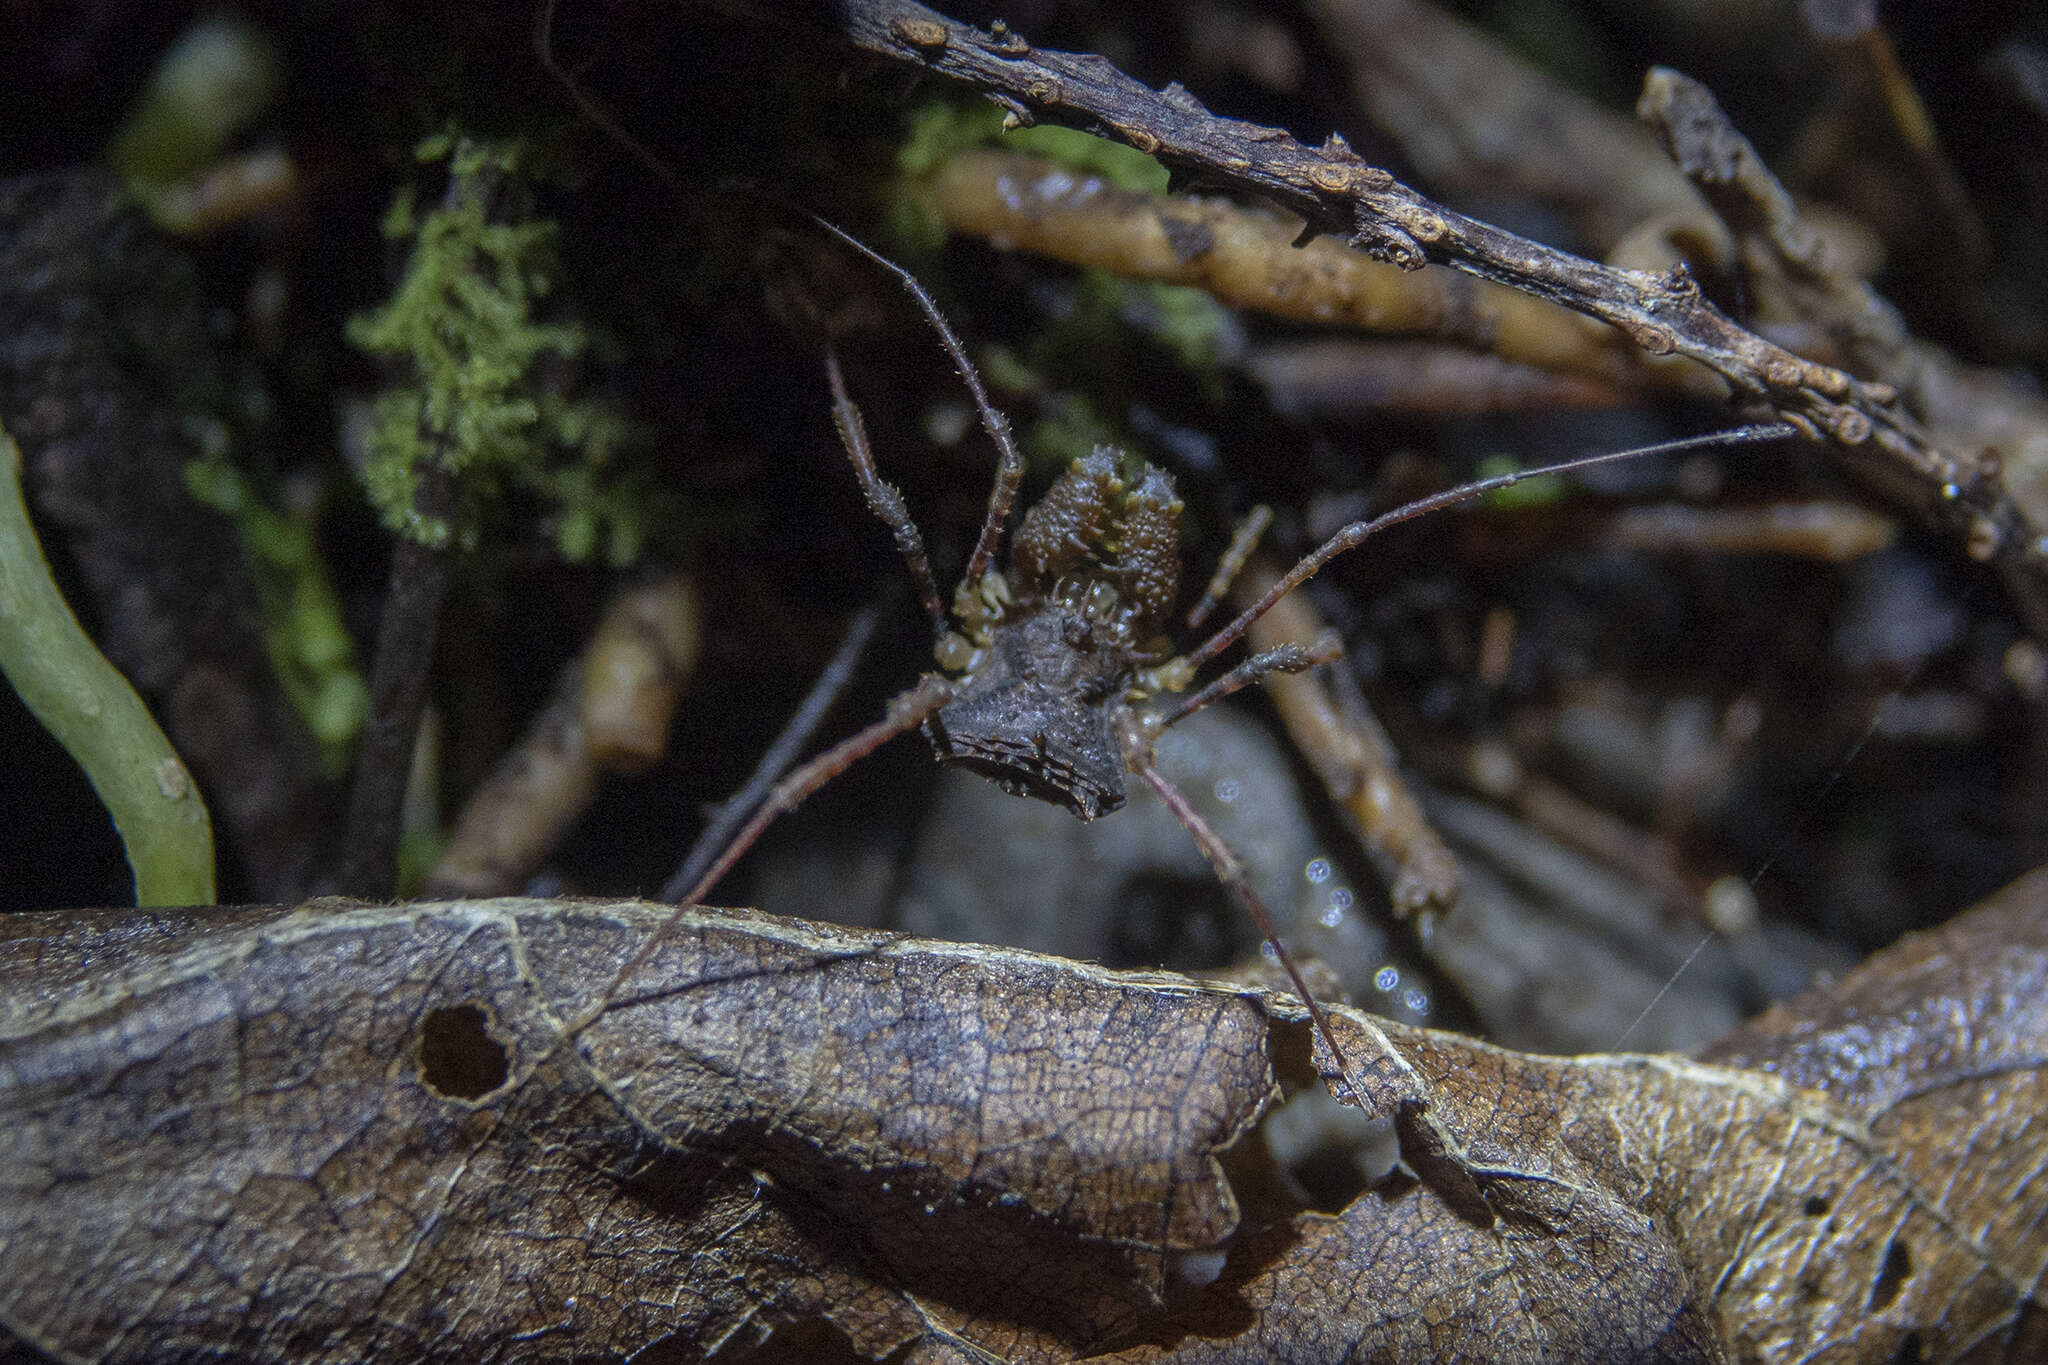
top-left (782, 0), bottom-right (2041, 613)
top-left (339, 464), bottom-right (454, 897)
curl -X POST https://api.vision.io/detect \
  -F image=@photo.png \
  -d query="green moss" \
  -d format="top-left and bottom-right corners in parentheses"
top-left (183, 446), bottom-right (367, 773)
top-left (347, 132), bottom-right (648, 563)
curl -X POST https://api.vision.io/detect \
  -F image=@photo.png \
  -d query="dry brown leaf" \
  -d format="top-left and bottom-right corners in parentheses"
top-left (2, 874), bottom-right (2043, 1362)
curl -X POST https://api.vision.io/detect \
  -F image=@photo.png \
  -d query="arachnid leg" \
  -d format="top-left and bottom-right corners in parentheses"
top-left (823, 345), bottom-right (945, 633)
top-left (569, 674), bottom-right (953, 1035)
top-left (809, 216), bottom-right (1025, 587)
top-left (673, 673), bottom-right (953, 909)
top-left (1184, 504), bottom-right (1272, 632)
top-left (1117, 712), bottom-right (1368, 1113)
top-left (1182, 425), bottom-right (1794, 673)
top-left (1155, 631), bottom-right (1342, 730)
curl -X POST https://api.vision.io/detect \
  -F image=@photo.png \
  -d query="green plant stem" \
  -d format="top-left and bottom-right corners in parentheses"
top-left (0, 423), bottom-right (215, 906)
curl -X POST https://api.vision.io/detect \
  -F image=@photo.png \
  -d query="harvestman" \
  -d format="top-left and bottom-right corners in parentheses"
top-left (566, 221), bottom-right (1791, 1104)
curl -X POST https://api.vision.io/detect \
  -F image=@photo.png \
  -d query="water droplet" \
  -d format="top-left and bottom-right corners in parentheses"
top-left (1374, 966), bottom-right (1399, 992)
top-left (1305, 857), bottom-right (1331, 884)
top-left (1403, 988), bottom-right (1430, 1015)
top-left (1329, 886), bottom-right (1354, 911)
top-left (1320, 903), bottom-right (1344, 928)
top-left (1260, 941), bottom-right (1281, 964)
top-left (1213, 777), bottom-right (1241, 803)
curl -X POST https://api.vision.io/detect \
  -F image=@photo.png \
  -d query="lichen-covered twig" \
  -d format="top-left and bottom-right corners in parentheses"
top-left (1639, 66), bottom-right (2048, 626)
top-left (0, 423), bottom-right (214, 906)
top-left (339, 132), bottom-right (636, 896)
top-left (793, 0), bottom-right (2044, 619)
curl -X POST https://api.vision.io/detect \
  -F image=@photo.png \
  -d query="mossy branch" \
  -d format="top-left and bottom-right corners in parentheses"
top-left (0, 422), bottom-right (215, 906)
top-left (346, 132), bottom-right (642, 561)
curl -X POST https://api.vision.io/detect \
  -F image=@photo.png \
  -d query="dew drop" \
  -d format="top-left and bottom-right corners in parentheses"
top-left (1260, 941), bottom-right (1281, 964)
top-left (1329, 886), bottom-right (1354, 911)
top-left (1320, 903), bottom-right (1344, 928)
top-left (1403, 988), bottom-right (1430, 1015)
top-left (1213, 777), bottom-right (1241, 804)
top-left (1374, 966), bottom-right (1399, 992)
top-left (1305, 857), bottom-right (1331, 884)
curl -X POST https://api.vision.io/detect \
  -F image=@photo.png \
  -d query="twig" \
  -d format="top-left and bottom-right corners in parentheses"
top-left (777, 0), bottom-right (2042, 617)
top-left (425, 576), bottom-right (700, 899)
top-left (339, 464), bottom-right (454, 897)
top-left (1639, 65), bottom-right (2048, 628)
top-left (1238, 558), bottom-right (1460, 920)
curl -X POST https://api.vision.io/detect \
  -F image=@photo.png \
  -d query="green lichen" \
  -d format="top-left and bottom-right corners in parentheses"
top-left (1, 421), bottom-right (215, 906)
top-left (348, 132), bottom-right (646, 563)
top-left (183, 440), bottom-right (367, 774)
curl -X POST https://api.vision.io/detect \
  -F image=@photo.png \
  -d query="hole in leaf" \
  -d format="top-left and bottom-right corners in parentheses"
top-left (1803, 1194), bottom-right (1830, 1216)
top-left (1869, 1235), bottom-right (1913, 1311)
top-left (1252, 1018), bottom-right (1390, 1213)
top-left (417, 1002), bottom-right (510, 1101)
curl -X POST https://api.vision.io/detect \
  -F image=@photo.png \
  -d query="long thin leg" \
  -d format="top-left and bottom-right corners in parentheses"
top-left (825, 347), bottom-right (946, 633)
top-left (1185, 505), bottom-right (1272, 632)
top-left (536, 0), bottom-right (680, 191)
top-left (806, 217), bottom-right (1025, 587)
top-left (660, 593), bottom-right (890, 901)
top-left (1182, 423), bottom-right (1794, 673)
top-left (1120, 717), bottom-right (1371, 1114)
top-left (1155, 631), bottom-right (1341, 730)
top-left (569, 674), bottom-right (952, 1035)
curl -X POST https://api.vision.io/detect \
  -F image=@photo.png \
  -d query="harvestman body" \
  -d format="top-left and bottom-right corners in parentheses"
top-left (570, 221), bottom-right (1791, 1104)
